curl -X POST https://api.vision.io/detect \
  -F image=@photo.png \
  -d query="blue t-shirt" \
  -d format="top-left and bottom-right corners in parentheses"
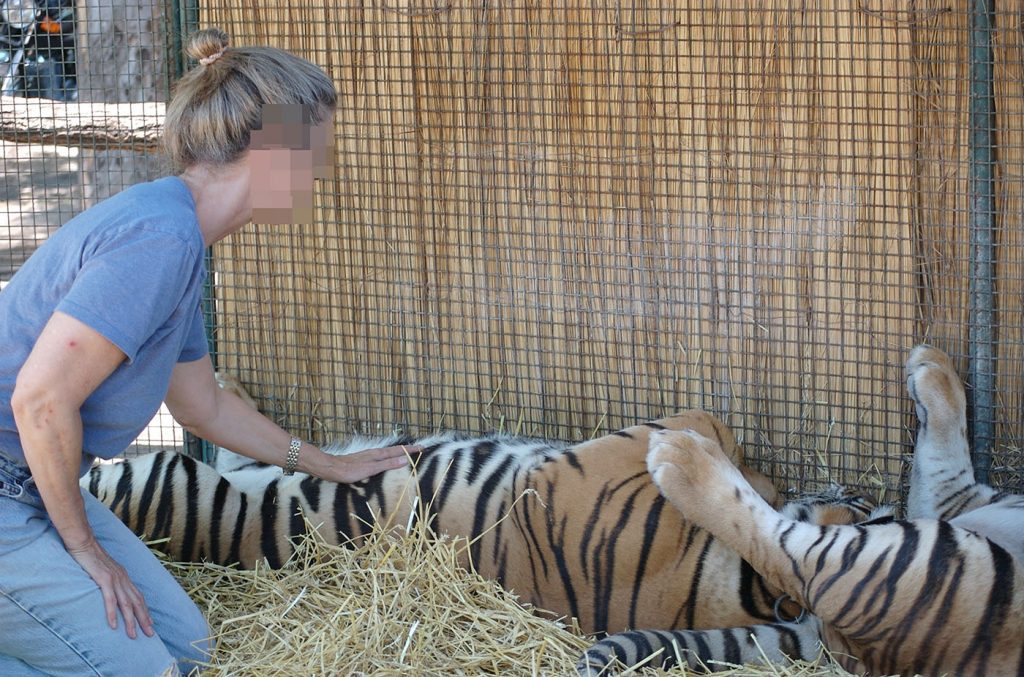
top-left (0, 176), bottom-right (209, 476)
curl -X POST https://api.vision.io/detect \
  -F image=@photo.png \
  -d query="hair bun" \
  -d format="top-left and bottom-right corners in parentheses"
top-left (187, 28), bottom-right (230, 66)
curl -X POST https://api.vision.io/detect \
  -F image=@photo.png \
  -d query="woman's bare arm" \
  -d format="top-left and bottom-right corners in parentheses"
top-left (12, 310), bottom-right (154, 639)
top-left (166, 356), bottom-right (414, 483)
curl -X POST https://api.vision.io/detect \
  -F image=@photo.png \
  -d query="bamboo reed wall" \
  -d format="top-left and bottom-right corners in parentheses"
top-left (198, 0), bottom-right (1024, 500)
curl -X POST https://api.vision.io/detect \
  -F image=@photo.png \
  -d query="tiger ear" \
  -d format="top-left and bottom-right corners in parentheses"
top-left (816, 505), bottom-right (861, 526)
top-left (216, 372), bottom-right (259, 410)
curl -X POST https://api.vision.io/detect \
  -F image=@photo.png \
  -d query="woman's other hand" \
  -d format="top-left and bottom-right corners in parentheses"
top-left (65, 536), bottom-right (155, 640)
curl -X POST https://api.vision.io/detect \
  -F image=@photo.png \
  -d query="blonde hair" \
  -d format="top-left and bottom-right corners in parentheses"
top-left (163, 28), bottom-right (337, 170)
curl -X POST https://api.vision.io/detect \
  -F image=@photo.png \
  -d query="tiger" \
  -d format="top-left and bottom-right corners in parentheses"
top-left (579, 344), bottom-right (1024, 676)
top-left (82, 398), bottom-right (878, 637)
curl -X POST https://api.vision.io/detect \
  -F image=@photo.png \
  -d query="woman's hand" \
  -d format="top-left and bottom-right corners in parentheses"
top-left (306, 443), bottom-right (419, 484)
top-left (66, 536), bottom-right (155, 640)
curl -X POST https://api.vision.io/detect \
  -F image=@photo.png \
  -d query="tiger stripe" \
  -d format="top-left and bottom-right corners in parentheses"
top-left (577, 619), bottom-right (824, 675)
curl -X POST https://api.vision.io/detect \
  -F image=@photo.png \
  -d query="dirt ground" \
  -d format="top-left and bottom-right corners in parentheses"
top-left (0, 140), bottom-right (182, 453)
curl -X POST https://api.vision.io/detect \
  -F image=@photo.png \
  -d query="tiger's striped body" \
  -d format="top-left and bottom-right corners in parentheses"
top-left (582, 345), bottom-right (1024, 675)
top-left (83, 410), bottom-right (858, 636)
top-left (85, 432), bottom-right (565, 571)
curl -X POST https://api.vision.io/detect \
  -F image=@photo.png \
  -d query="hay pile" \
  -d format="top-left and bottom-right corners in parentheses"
top-left (167, 518), bottom-right (591, 675)
top-left (164, 520), bottom-right (859, 676)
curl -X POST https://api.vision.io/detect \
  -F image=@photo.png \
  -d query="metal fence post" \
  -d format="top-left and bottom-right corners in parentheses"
top-left (968, 0), bottom-right (996, 483)
top-left (170, 0), bottom-right (216, 463)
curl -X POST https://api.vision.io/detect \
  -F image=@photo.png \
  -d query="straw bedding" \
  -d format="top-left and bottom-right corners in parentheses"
top-left (167, 520), bottom-right (858, 676)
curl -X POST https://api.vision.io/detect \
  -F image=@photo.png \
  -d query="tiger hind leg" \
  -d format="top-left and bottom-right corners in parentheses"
top-left (646, 427), bottom-right (1024, 676)
top-left (905, 345), bottom-right (1002, 521)
top-left (576, 619), bottom-right (824, 676)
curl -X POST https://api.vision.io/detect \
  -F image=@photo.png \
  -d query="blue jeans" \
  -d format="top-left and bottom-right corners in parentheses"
top-left (0, 453), bottom-right (211, 676)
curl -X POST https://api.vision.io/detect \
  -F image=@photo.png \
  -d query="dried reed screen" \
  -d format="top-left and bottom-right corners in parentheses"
top-left (199, 0), bottom-right (1024, 501)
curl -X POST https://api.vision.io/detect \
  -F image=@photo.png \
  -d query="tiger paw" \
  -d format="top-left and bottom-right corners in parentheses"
top-left (646, 429), bottom-right (746, 521)
top-left (905, 345), bottom-right (966, 430)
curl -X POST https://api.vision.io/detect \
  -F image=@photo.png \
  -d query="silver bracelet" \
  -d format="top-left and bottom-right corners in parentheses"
top-left (283, 437), bottom-right (302, 476)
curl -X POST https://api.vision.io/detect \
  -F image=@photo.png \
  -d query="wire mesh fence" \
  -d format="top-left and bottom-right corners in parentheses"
top-left (1, 0), bottom-right (175, 453)
top-left (2, 0), bottom-right (1022, 504)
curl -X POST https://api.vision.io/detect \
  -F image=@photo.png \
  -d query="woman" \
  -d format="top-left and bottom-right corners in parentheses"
top-left (0, 29), bottom-right (413, 675)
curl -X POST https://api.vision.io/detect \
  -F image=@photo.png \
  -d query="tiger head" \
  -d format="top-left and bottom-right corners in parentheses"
top-left (780, 484), bottom-right (894, 526)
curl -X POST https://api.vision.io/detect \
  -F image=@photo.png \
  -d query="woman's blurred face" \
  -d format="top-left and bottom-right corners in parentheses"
top-left (247, 105), bottom-right (334, 224)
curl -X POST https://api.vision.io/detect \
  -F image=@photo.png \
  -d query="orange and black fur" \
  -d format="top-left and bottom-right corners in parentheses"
top-left (582, 345), bottom-right (1024, 675)
top-left (83, 406), bottom-right (869, 637)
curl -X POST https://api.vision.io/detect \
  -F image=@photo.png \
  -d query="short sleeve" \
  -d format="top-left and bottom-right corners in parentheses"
top-left (179, 304), bottom-right (210, 363)
top-left (56, 229), bottom-right (203, 362)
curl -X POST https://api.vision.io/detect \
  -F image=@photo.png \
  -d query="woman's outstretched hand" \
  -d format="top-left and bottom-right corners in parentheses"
top-left (308, 443), bottom-right (420, 484)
